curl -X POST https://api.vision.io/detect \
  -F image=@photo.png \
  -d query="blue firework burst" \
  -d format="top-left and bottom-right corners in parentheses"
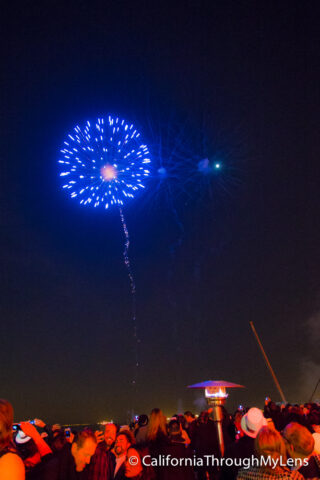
top-left (58, 116), bottom-right (151, 208)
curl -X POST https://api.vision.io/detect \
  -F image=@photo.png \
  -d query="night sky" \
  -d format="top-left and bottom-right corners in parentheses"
top-left (1, 1), bottom-right (319, 425)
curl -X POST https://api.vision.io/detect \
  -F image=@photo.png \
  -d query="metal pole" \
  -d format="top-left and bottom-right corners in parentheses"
top-left (309, 378), bottom-right (320, 402)
top-left (211, 404), bottom-right (225, 457)
top-left (249, 321), bottom-right (286, 403)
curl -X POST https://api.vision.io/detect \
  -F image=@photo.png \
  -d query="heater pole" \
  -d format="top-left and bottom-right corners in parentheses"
top-left (249, 321), bottom-right (286, 403)
top-left (210, 401), bottom-right (225, 457)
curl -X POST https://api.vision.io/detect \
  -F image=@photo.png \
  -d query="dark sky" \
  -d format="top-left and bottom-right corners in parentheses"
top-left (1, 1), bottom-right (319, 424)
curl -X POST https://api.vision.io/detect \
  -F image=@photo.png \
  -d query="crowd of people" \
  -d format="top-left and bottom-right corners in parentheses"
top-left (0, 398), bottom-right (319, 480)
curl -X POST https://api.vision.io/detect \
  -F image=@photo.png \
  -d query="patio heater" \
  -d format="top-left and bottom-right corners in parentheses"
top-left (188, 380), bottom-right (244, 456)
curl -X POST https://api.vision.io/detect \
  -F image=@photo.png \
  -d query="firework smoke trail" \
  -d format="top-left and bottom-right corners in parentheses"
top-left (119, 208), bottom-right (139, 390)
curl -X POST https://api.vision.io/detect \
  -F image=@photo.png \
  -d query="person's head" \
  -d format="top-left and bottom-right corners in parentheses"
top-left (125, 447), bottom-right (143, 478)
top-left (114, 430), bottom-right (133, 457)
top-left (14, 430), bottom-right (41, 468)
top-left (147, 408), bottom-right (167, 441)
top-left (267, 401), bottom-right (276, 411)
top-left (282, 422), bottom-right (315, 460)
top-left (175, 414), bottom-right (186, 427)
top-left (0, 399), bottom-right (14, 450)
top-left (51, 431), bottom-right (68, 452)
top-left (104, 423), bottom-right (118, 448)
top-left (241, 407), bottom-right (268, 438)
top-left (309, 411), bottom-right (320, 432)
top-left (184, 411), bottom-right (195, 424)
top-left (198, 411), bottom-right (209, 424)
top-left (138, 415), bottom-right (148, 427)
top-left (255, 427), bottom-right (287, 466)
top-left (168, 420), bottom-right (181, 437)
top-left (313, 433), bottom-right (320, 454)
top-left (71, 430), bottom-right (97, 472)
top-left (51, 424), bottom-right (62, 439)
top-left (287, 406), bottom-right (303, 424)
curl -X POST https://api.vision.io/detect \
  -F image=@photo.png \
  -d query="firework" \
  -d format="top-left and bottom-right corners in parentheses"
top-left (59, 116), bottom-right (151, 208)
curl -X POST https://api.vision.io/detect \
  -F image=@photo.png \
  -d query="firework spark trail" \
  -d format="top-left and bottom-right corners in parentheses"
top-left (119, 208), bottom-right (139, 388)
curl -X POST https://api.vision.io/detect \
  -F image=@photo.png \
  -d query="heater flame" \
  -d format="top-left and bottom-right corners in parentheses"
top-left (205, 387), bottom-right (229, 399)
